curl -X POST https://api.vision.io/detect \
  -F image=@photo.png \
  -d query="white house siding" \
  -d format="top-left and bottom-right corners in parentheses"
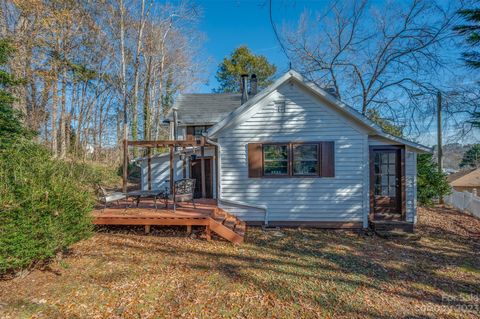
top-left (216, 82), bottom-right (369, 224)
top-left (139, 147), bottom-right (216, 197)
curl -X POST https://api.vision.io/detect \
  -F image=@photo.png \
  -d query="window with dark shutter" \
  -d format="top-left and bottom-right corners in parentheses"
top-left (247, 142), bottom-right (335, 178)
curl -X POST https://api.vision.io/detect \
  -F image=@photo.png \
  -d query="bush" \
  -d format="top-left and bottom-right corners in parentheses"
top-left (417, 154), bottom-right (451, 206)
top-left (0, 141), bottom-right (97, 275)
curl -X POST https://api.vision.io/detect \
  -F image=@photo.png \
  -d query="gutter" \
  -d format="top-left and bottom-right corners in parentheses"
top-left (205, 136), bottom-right (269, 226)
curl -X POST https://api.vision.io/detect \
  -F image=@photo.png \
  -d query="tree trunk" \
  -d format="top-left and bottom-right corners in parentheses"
top-left (59, 66), bottom-right (67, 159)
top-left (51, 72), bottom-right (59, 157)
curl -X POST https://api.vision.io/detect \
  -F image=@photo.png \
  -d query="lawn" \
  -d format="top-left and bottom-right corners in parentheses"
top-left (0, 206), bottom-right (479, 319)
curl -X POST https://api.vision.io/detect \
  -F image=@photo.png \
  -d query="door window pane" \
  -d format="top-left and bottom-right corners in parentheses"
top-left (293, 144), bottom-right (318, 175)
top-left (263, 145), bottom-right (288, 175)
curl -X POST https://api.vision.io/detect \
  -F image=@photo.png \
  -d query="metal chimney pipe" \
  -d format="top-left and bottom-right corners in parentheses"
top-left (241, 74), bottom-right (248, 104)
top-left (250, 74), bottom-right (257, 96)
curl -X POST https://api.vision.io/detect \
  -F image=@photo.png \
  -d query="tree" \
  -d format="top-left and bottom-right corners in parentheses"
top-left (417, 154), bottom-right (451, 206)
top-left (214, 46), bottom-right (277, 93)
top-left (0, 38), bottom-right (32, 146)
top-left (459, 144), bottom-right (480, 168)
top-left (454, 8), bottom-right (480, 68)
top-left (366, 109), bottom-right (403, 137)
top-left (286, 0), bottom-right (460, 119)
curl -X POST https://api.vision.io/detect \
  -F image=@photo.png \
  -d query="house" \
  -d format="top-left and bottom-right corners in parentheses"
top-left (447, 168), bottom-right (480, 194)
top-left (138, 70), bottom-right (431, 229)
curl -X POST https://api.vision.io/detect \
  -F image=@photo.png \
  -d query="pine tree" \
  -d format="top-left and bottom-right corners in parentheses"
top-left (460, 144), bottom-right (480, 168)
top-left (214, 46), bottom-right (277, 93)
top-left (454, 8), bottom-right (480, 68)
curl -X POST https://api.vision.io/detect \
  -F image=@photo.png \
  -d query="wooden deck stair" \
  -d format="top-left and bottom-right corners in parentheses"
top-left (209, 207), bottom-right (246, 244)
top-left (92, 200), bottom-right (246, 244)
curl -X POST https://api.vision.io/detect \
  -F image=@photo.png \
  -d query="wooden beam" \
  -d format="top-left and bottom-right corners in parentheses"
top-left (169, 145), bottom-right (174, 194)
top-left (127, 138), bottom-right (206, 148)
top-left (205, 225), bottom-right (211, 241)
top-left (201, 146), bottom-right (206, 198)
top-left (182, 146), bottom-right (187, 178)
top-left (147, 147), bottom-right (152, 191)
top-left (214, 145), bottom-right (219, 202)
top-left (123, 139), bottom-right (128, 193)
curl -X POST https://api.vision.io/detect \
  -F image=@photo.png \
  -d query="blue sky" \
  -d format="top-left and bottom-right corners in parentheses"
top-left (187, 0), bottom-right (478, 146)
top-left (195, 0), bottom-right (329, 92)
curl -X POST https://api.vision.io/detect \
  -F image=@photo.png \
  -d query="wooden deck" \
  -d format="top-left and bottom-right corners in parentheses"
top-left (92, 199), bottom-right (246, 244)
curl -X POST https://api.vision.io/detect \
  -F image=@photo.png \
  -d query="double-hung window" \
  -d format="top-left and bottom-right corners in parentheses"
top-left (293, 144), bottom-right (319, 176)
top-left (263, 144), bottom-right (289, 176)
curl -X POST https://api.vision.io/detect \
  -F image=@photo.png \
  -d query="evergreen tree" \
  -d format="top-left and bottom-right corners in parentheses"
top-left (0, 38), bottom-right (32, 147)
top-left (460, 144), bottom-right (480, 168)
top-left (214, 46), bottom-right (277, 93)
top-left (366, 109), bottom-right (404, 137)
top-left (454, 8), bottom-right (480, 68)
top-left (417, 154), bottom-right (451, 206)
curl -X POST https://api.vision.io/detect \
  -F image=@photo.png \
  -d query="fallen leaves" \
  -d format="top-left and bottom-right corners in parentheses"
top-left (0, 207), bottom-right (478, 318)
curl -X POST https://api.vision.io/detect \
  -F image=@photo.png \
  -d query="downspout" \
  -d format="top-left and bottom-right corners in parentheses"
top-left (206, 137), bottom-right (269, 226)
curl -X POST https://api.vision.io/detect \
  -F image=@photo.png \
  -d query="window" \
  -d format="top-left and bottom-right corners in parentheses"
top-left (252, 142), bottom-right (334, 178)
top-left (293, 144), bottom-right (319, 175)
top-left (186, 125), bottom-right (212, 141)
top-left (194, 126), bottom-right (206, 137)
top-left (263, 144), bottom-right (289, 176)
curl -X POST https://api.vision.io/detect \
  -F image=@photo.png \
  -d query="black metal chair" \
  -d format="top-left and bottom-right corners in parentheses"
top-left (164, 178), bottom-right (196, 211)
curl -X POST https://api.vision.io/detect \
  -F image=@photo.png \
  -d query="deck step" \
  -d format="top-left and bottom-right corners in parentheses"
top-left (208, 208), bottom-right (245, 244)
top-left (370, 220), bottom-right (414, 233)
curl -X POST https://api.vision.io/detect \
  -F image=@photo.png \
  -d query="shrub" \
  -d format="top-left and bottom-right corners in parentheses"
top-left (417, 154), bottom-right (451, 206)
top-left (0, 141), bottom-right (97, 275)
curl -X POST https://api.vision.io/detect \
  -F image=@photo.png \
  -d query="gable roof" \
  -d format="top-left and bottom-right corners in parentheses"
top-left (447, 168), bottom-right (476, 183)
top-left (206, 70), bottom-right (432, 153)
top-left (449, 168), bottom-right (480, 187)
top-left (167, 93), bottom-right (242, 125)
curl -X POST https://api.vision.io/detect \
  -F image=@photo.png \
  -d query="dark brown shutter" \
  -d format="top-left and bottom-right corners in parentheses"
top-left (186, 126), bottom-right (194, 141)
top-left (321, 141), bottom-right (335, 177)
top-left (248, 143), bottom-right (263, 178)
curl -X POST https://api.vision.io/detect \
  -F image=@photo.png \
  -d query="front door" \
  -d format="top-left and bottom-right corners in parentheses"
top-left (190, 158), bottom-right (213, 198)
top-left (371, 148), bottom-right (402, 220)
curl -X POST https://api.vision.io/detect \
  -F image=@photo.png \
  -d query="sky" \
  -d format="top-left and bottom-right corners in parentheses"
top-left (194, 0), bottom-right (329, 92)
top-left (185, 0), bottom-right (478, 146)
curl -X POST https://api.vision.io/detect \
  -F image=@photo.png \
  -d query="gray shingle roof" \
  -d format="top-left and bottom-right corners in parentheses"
top-left (167, 93), bottom-right (242, 125)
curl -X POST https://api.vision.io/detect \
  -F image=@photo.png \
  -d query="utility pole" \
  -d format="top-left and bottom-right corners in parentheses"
top-left (437, 91), bottom-right (443, 204)
top-left (437, 91), bottom-right (442, 174)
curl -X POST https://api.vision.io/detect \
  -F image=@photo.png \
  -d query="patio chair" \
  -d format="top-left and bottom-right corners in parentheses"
top-left (164, 178), bottom-right (196, 211)
top-left (95, 184), bottom-right (127, 211)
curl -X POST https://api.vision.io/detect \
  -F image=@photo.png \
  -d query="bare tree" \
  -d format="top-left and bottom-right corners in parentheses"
top-left (286, 0), bottom-right (463, 120)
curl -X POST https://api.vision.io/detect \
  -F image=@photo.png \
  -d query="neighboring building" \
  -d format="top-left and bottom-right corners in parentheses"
top-left (448, 168), bottom-right (480, 194)
top-left (138, 70), bottom-right (431, 228)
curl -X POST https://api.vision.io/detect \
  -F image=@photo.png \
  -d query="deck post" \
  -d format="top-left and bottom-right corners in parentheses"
top-left (201, 146), bottom-right (206, 198)
top-left (186, 225), bottom-right (192, 234)
top-left (182, 146), bottom-right (187, 178)
top-left (145, 225), bottom-right (151, 234)
top-left (169, 145), bottom-right (174, 194)
top-left (123, 139), bottom-right (128, 193)
top-left (147, 147), bottom-right (152, 191)
top-left (205, 224), bottom-right (211, 241)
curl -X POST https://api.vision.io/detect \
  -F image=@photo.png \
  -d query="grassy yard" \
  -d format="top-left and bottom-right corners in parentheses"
top-left (0, 206), bottom-right (479, 319)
